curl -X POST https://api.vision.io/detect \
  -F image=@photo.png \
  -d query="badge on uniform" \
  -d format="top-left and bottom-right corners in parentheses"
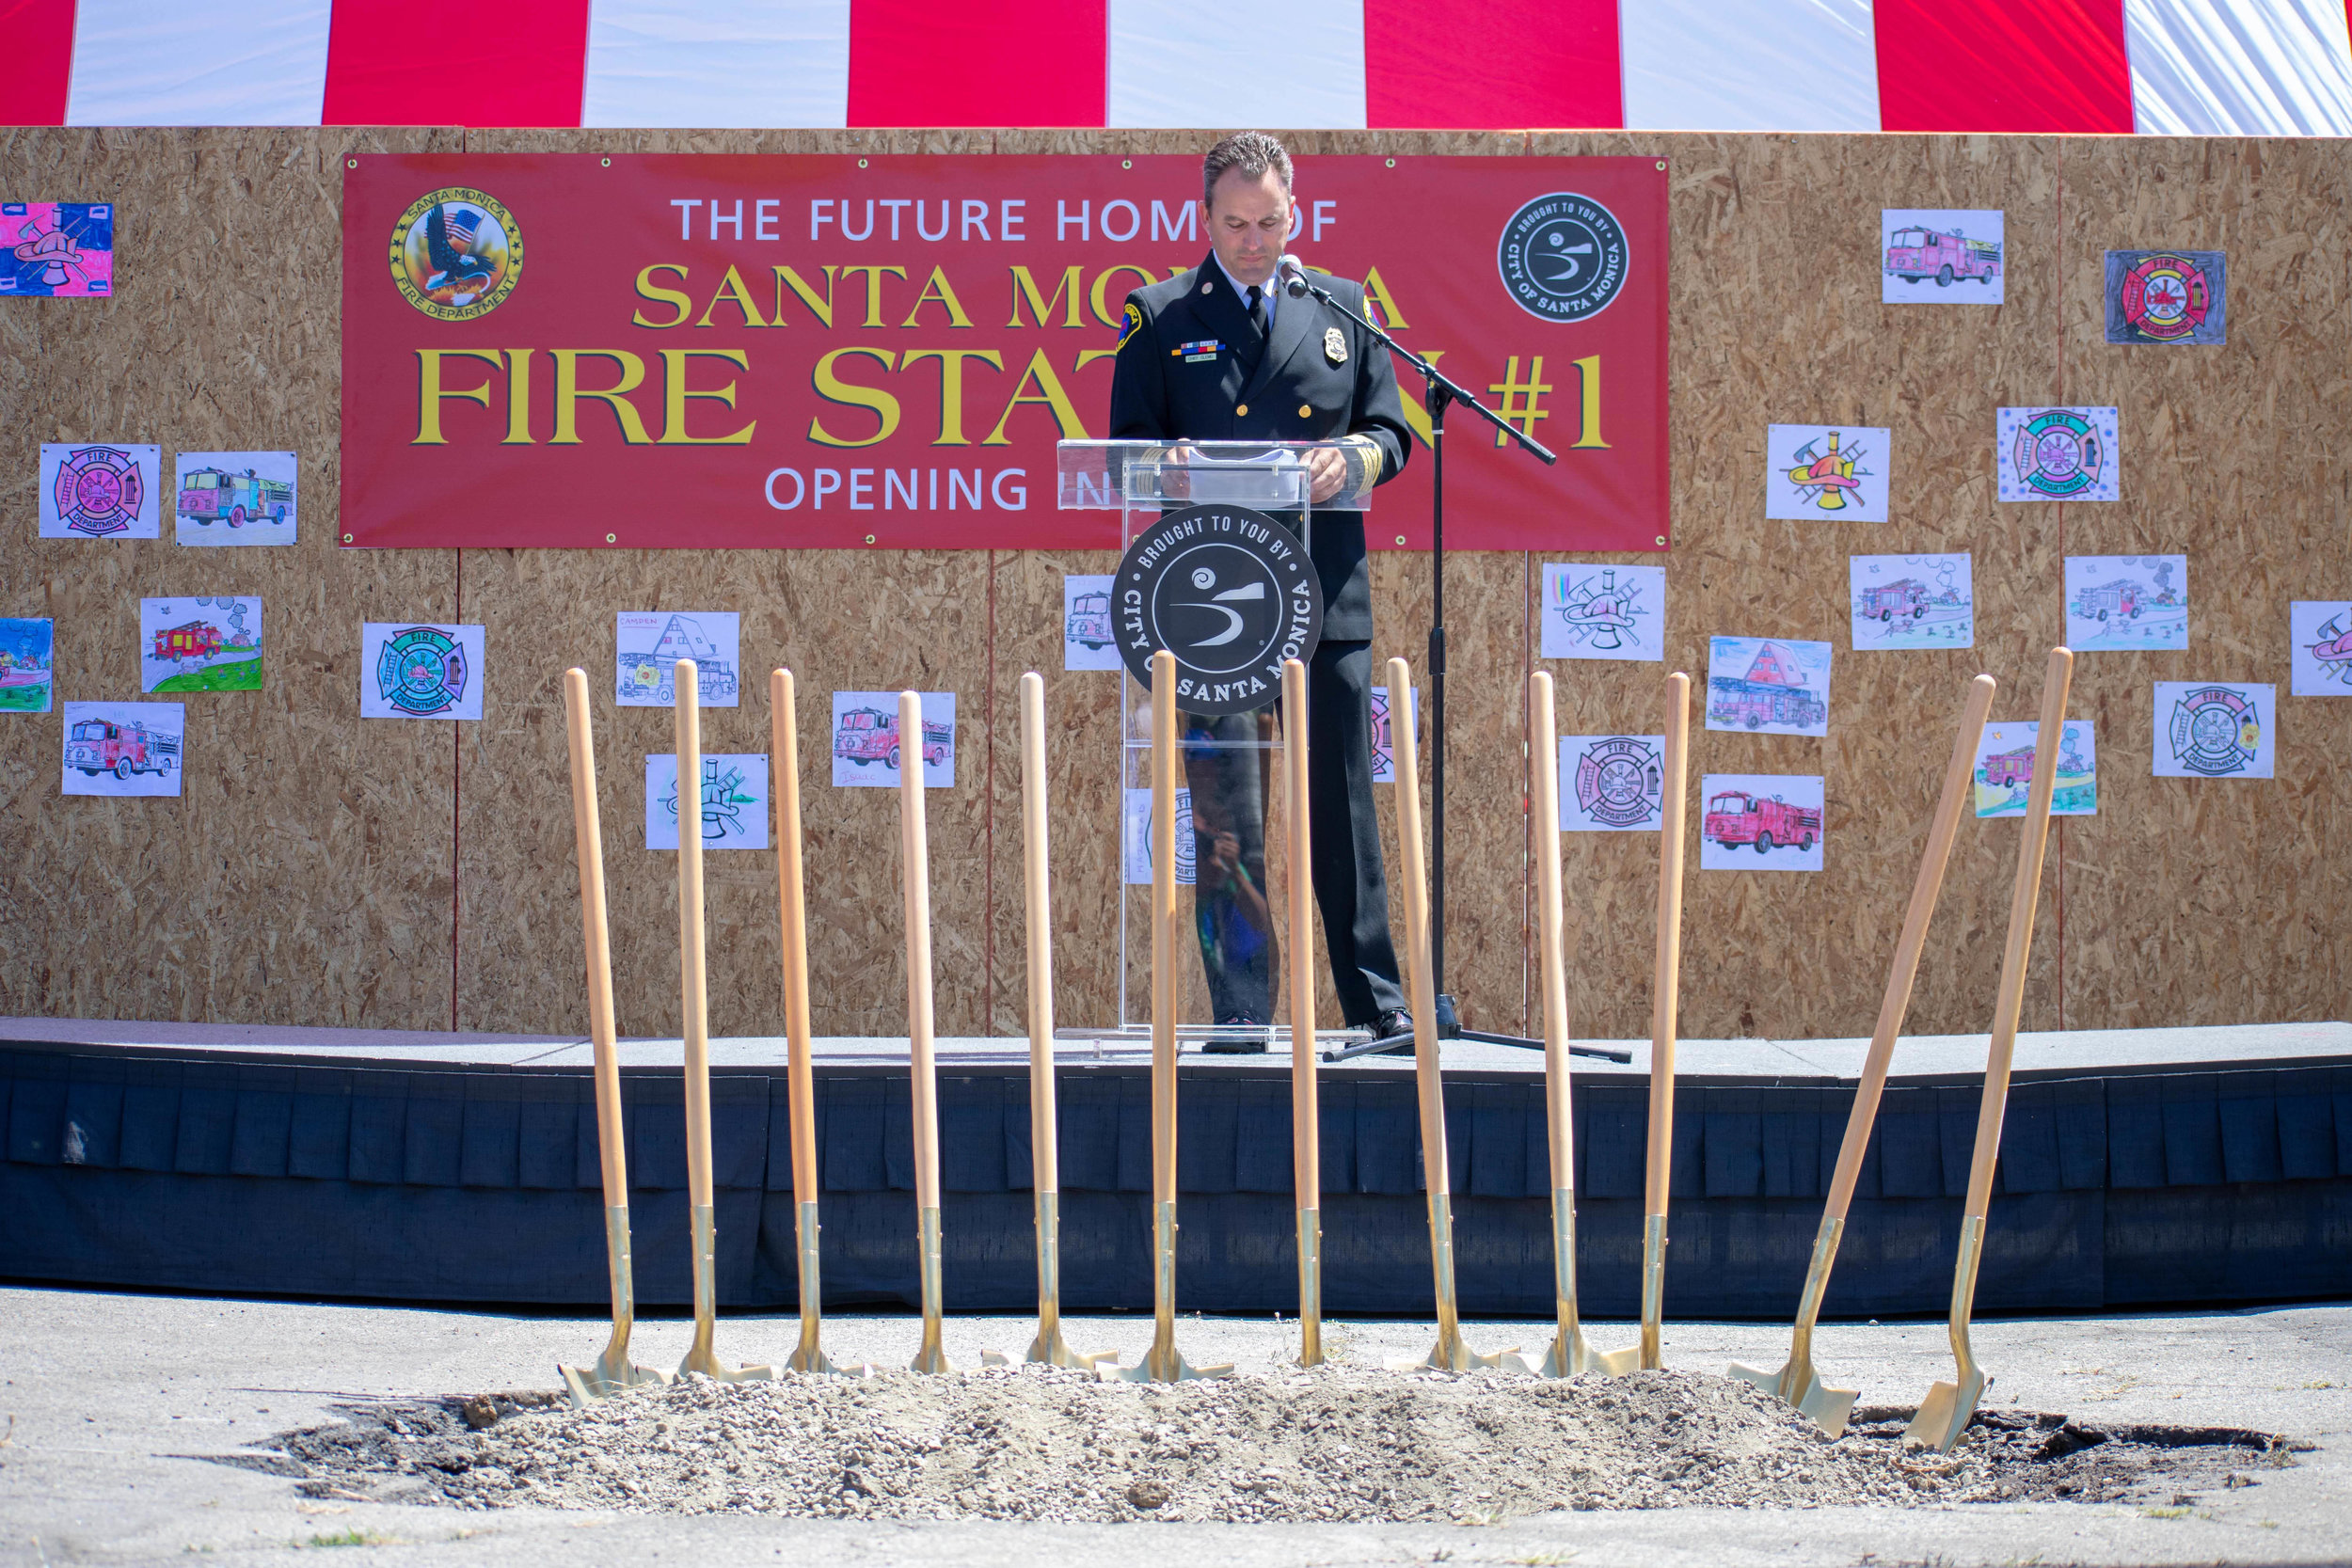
top-left (1116, 301), bottom-right (1143, 353)
top-left (1324, 326), bottom-right (1347, 365)
top-left (1176, 339), bottom-right (1221, 363)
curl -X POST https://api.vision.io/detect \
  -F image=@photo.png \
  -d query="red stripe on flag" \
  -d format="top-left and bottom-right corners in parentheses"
top-left (849, 0), bottom-right (1105, 127)
top-left (322, 0), bottom-right (592, 127)
top-left (0, 0), bottom-right (77, 125)
top-left (1874, 0), bottom-right (2132, 134)
top-left (1364, 0), bottom-right (1621, 130)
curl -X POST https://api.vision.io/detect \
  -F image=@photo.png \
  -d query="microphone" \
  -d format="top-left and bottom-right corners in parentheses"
top-left (1278, 253), bottom-right (1311, 299)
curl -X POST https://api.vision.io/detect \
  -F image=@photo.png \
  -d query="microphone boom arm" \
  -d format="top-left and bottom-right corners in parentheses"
top-left (1286, 269), bottom-right (1558, 467)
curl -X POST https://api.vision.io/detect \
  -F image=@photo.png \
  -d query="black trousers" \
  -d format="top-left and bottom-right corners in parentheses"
top-left (1183, 640), bottom-right (1406, 1027)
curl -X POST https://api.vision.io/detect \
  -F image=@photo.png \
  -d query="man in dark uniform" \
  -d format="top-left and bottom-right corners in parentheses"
top-left (1107, 130), bottom-right (1413, 1048)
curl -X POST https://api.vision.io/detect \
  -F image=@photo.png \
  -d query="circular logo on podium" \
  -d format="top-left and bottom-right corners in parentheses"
top-left (1497, 193), bottom-right (1629, 323)
top-left (1115, 503), bottom-right (1322, 717)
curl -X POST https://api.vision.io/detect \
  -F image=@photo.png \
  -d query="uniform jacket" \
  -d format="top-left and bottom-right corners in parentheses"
top-left (1106, 251), bottom-right (1413, 641)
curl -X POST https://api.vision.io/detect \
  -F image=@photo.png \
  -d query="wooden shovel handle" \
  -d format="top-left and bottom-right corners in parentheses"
top-left (1822, 673), bottom-right (1997, 1222)
top-left (899, 689), bottom-right (942, 1212)
top-left (675, 659), bottom-right (713, 1211)
top-left (1150, 649), bottom-right (1179, 1204)
top-left (1966, 647), bottom-right (2073, 1220)
top-left (1387, 657), bottom-right (1449, 1200)
top-left (563, 669), bottom-right (628, 1206)
top-left (1019, 672), bottom-right (1059, 1196)
top-left (1643, 672), bottom-right (1691, 1219)
top-left (1283, 658), bottom-right (1318, 1206)
top-left (771, 668), bottom-right (819, 1206)
top-left (1529, 672), bottom-right (1572, 1192)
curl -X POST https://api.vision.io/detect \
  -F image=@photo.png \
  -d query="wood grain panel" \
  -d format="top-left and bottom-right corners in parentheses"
top-left (0, 127), bottom-right (2337, 1044)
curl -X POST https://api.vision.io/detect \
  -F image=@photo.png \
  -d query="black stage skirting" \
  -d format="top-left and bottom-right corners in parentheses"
top-left (4, 1022), bottom-right (2349, 1319)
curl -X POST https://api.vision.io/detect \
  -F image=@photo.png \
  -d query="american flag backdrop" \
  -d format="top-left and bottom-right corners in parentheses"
top-left (3, 0), bottom-right (2351, 135)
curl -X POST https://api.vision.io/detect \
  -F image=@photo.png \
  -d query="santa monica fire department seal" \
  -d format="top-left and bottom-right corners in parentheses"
top-left (1116, 502), bottom-right (1322, 716)
top-left (389, 187), bottom-right (523, 321)
top-left (378, 626), bottom-right (469, 717)
top-left (1497, 192), bottom-right (1629, 324)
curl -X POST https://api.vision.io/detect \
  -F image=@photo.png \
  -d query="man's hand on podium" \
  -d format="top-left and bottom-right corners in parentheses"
top-left (1306, 445), bottom-right (1345, 503)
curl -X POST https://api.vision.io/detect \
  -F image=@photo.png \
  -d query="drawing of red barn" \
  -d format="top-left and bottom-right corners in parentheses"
top-left (1708, 641), bottom-right (1826, 731)
top-left (151, 620), bottom-right (221, 659)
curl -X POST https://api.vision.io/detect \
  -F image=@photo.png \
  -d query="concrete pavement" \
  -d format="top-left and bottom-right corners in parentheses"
top-left (1, 1287), bottom-right (2345, 1566)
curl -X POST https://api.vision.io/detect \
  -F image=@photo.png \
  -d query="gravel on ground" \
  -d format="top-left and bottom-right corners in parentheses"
top-left (241, 1365), bottom-right (2296, 1525)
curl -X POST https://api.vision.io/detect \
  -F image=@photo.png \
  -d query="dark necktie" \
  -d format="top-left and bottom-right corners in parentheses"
top-left (1246, 283), bottom-right (1267, 343)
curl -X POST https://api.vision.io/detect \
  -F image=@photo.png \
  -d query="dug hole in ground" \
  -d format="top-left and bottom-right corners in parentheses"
top-left (3, 1289), bottom-right (2346, 1567)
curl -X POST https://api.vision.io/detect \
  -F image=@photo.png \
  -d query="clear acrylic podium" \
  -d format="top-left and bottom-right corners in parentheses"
top-left (1055, 440), bottom-right (1375, 1044)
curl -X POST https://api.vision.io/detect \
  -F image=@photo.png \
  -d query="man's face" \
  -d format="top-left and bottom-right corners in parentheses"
top-left (1200, 167), bottom-right (1292, 288)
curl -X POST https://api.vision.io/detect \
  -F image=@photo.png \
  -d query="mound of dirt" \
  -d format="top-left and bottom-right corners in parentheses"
top-left (248, 1366), bottom-right (2293, 1525)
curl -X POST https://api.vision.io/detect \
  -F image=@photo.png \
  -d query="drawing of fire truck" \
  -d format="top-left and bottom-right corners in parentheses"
top-left (2072, 579), bottom-right (2144, 622)
top-left (1860, 578), bottom-right (1931, 622)
top-left (176, 467), bottom-right (292, 528)
top-left (1704, 788), bottom-right (1820, 853)
top-left (1066, 590), bottom-right (1112, 650)
top-left (151, 620), bottom-right (222, 660)
top-left (1980, 744), bottom-right (2035, 789)
top-left (1884, 225), bottom-right (2001, 287)
top-left (834, 705), bottom-right (951, 770)
top-left (65, 717), bottom-right (178, 780)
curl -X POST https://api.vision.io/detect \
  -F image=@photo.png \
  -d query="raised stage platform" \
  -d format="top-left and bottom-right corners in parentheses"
top-left (4, 1018), bottom-right (2347, 1319)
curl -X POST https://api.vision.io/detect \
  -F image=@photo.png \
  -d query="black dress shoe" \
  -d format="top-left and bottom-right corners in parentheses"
top-left (1202, 1015), bottom-right (1268, 1054)
top-left (1367, 1007), bottom-right (1415, 1054)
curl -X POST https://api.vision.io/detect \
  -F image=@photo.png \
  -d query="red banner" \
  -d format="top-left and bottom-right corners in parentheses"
top-left (341, 154), bottom-right (1667, 551)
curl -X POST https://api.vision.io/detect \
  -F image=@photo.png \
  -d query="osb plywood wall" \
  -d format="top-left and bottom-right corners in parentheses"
top-left (0, 127), bottom-right (2344, 1046)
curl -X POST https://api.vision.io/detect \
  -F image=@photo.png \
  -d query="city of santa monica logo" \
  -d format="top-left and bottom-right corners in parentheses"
top-left (1498, 193), bottom-right (1629, 323)
top-left (1117, 503), bottom-right (1321, 716)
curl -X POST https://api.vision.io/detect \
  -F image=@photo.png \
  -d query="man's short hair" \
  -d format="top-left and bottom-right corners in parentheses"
top-left (1201, 132), bottom-right (1294, 208)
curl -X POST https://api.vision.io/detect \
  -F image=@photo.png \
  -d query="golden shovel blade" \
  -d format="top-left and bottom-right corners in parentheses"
top-left (1727, 1358), bottom-right (1860, 1440)
top-left (1500, 1329), bottom-right (1629, 1380)
top-left (1586, 1341), bottom-right (1643, 1376)
top-left (1904, 1367), bottom-right (1987, 1454)
top-left (559, 1355), bottom-right (668, 1406)
top-left (1100, 1349), bottom-right (1233, 1382)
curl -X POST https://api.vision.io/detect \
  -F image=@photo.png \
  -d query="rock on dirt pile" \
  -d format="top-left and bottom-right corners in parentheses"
top-left (256, 1365), bottom-right (2289, 1525)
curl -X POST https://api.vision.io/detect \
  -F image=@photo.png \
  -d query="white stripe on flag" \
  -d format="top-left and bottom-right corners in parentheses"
top-left (584, 0), bottom-right (851, 129)
top-left (1107, 0), bottom-right (1366, 130)
top-left (2126, 0), bottom-right (2352, 135)
top-left (1621, 0), bottom-right (1879, 133)
top-left (65, 0), bottom-right (331, 126)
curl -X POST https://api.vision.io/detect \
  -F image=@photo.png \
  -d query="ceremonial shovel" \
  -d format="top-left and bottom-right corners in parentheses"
top-left (1907, 648), bottom-right (2074, 1454)
top-left (770, 670), bottom-right (864, 1376)
top-left (672, 659), bottom-right (775, 1384)
top-left (1629, 671), bottom-right (1692, 1375)
top-left (1282, 658), bottom-right (1325, 1367)
top-left (897, 690), bottom-right (957, 1374)
top-left (1729, 673), bottom-right (1995, 1434)
top-left (1502, 672), bottom-right (1624, 1379)
top-left (1012, 673), bottom-right (1110, 1370)
top-left (557, 670), bottom-right (666, 1404)
top-left (1105, 651), bottom-right (1233, 1382)
top-left (1384, 656), bottom-right (1509, 1373)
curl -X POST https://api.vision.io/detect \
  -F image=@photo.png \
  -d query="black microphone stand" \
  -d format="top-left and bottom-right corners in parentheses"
top-left (1285, 268), bottom-right (1629, 1068)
